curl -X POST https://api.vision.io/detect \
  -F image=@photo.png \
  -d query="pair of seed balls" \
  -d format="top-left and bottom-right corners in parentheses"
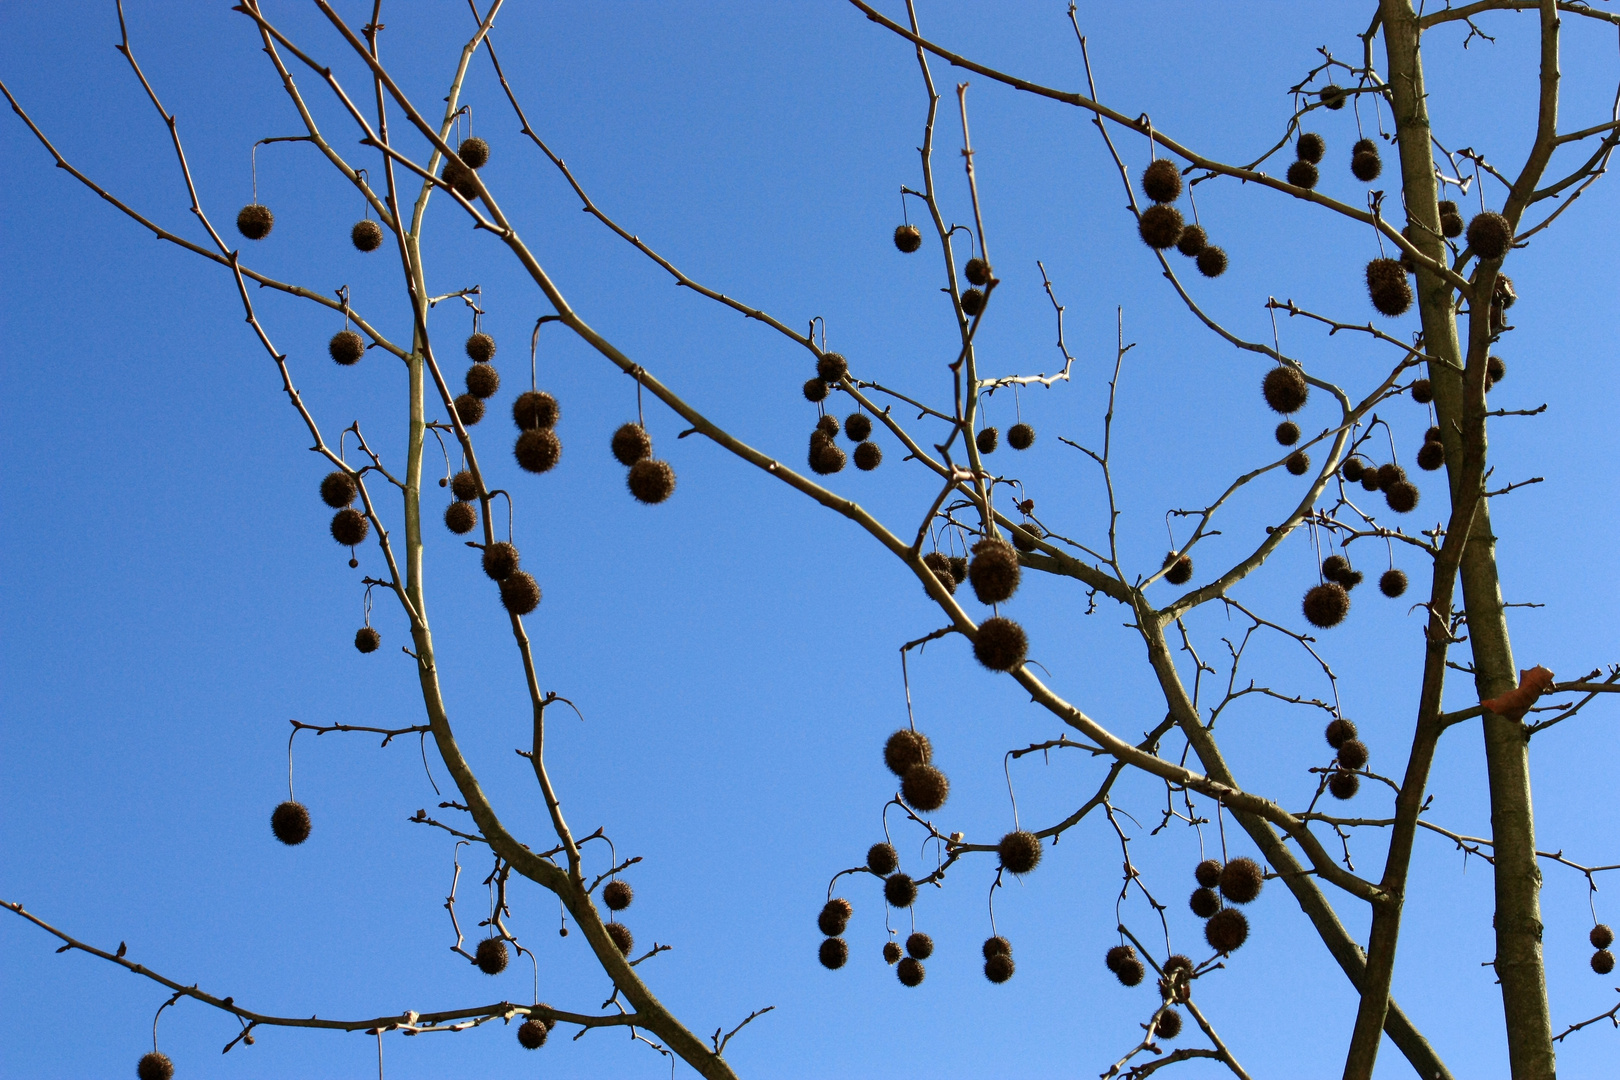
top-left (884, 728), bottom-right (949, 813)
top-left (611, 421), bottom-right (677, 504)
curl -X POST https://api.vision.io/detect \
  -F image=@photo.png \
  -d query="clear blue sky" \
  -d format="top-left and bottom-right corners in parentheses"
top-left (3, 3), bottom-right (1618, 1078)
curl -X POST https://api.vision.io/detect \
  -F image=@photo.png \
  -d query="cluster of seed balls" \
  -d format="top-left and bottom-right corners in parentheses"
top-left (611, 421), bottom-right (676, 503)
top-left (1323, 717), bottom-right (1371, 800)
top-left (1301, 548), bottom-right (1410, 632)
top-left (916, 536), bottom-right (1029, 670)
top-left (1591, 924), bottom-right (1615, 975)
top-left (1102, 948), bottom-right (1191, 1040)
top-left (803, 352), bottom-right (884, 473)
top-left (1284, 131), bottom-right (1383, 192)
top-left (1136, 158), bottom-right (1227, 279)
top-left (1189, 857), bottom-right (1263, 953)
top-left (441, 136), bottom-right (491, 201)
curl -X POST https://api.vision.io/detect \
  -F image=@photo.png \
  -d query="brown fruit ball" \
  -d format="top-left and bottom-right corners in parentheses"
top-left (1007, 422), bottom-right (1035, 450)
top-left (817, 352), bottom-right (849, 383)
top-left (321, 471), bottom-right (357, 508)
top-left (964, 257), bottom-right (993, 286)
top-left (948, 555), bottom-right (970, 584)
top-left (1411, 378), bottom-right (1433, 404)
top-left (452, 394), bottom-right (485, 427)
top-left (884, 728), bottom-right (933, 776)
top-left (1011, 523), bottom-right (1041, 553)
top-left (138, 1052), bottom-right (175, 1080)
top-left (1196, 246), bottom-right (1228, 277)
top-left (1154, 1008), bottom-right (1184, 1040)
top-left (1303, 582), bottom-right (1350, 627)
top-left (986, 936), bottom-right (1014, 960)
top-left (976, 426), bottom-right (999, 454)
top-left (351, 219), bottom-right (383, 252)
top-left (512, 390), bottom-right (559, 430)
top-left (883, 941), bottom-right (903, 964)
top-left (1175, 224), bottom-right (1207, 257)
top-left (517, 1019), bottom-right (548, 1049)
top-left (894, 224), bottom-right (923, 252)
top-left (515, 429), bottom-right (562, 474)
top-left (808, 432), bottom-right (847, 475)
top-left (1325, 717), bottom-right (1358, 750)
top-left (1320, 84), bottom-right (1347, 110)
top-left (867, 842), bottom-right (899, 875)
top-left (1286, 160), bottom-right (1319, 189)
top-left (1190, 887), bottom-right (1221, 919)
top-left (331, 508), bottom-right (370, 547)
top-left (1321, 554), bottom-right (1349, 582)
top-left (1417, 441), bottom-right (1445, 471)
top-left (1219, 856), bottom-right (1264, 904)
top-left (984, 953), bottom-right (1015, 983)
top-left (902, 763), bottom-right (950, 812)
top-left (1205, 908), bottom-right (1250, 954)
top-left (818, 936), bottom-right (848, 969)
top-left (482, 541), bottom-right (519, 581)
top-left (1276, 421), bottom-right (1301, 446)
top-left (329, 329), bottom-right (366, 366)
top-left (605, 922), bottom-right (634, 957)
top-left (442, 158), bottom-right (480, 199)
top-left (906, 932), bottom-right (934, 960)
top-left (466, 332), bottom-right (497, 363)
top-left (1592, 950), bottom-right (1615, 976)
top-left (475, 936), bottom-right (509, 974)
top-left (354, 626), bottom-right (381, 654)
top-left (612, 423), bottom-right (652, 465)
top-left (814, 414), bottom-right (838, 438)
top-left (973, 616), bottom-right (1028, 671)
top-left (969, 538), bottom-right (1021, 605)
top-left (500, 571), bottom-right (541, 616)
top-left (844, 413), bottom-right (873, 441)
top-left (1379, 569), bottom-right (1409, 598)
top-left (1263, 366), bottom-right (1309, 414)
top-left (1486, 355), bottom-right (1506, 388)
top-left (1164, 552), bottom-right (1193, 586)
top-left (1351, 148), bottom-right (1383, 182)
top-left (998, 830), bottom-right (1042, 875)
top-left (1367, 257), bottom-right (1413, 316)
top-left (1338, 738), bottom-right (1370, 771)
top-left (271, 800), bottom-right (311, 845)
top-left (884, 873), bottom-right (917, 908)
top-left (854, 441), bottom-right (882, 471)
top-left (1195, 859), bottom-right (1223, 888)
top-left (1115, 956), bottom-right (1145, 986)
top-left (1286, 450), bottom-right (1311, 476)
top-left (1138, 204), bottom-right (1184, 249)
top-left (1385, 480), bottom-right (1420, 514)
top-left (458, 136), bottom-right (490, 169)
top-left (1360, 468), bottom-right (1384, 493)
top-left (897, 957), bottom-right (925, 987)
top-left (1467, 211), bottom-right (1513, 260)
top-left (1297, 132), bottom-right (1326, 164)
top-left (959, 288), bottom-right (986, 317)
top-left (450, 469), bottom-right (479, 502)
top-left (1592, 924), bottom-right (1615, 950)
top-left (922, 551), bottom-right (957, 595)
top-left (818, 899), bottom-right (851, 937)
top-left (1329, 769), bottom-right (1361, 800)
top-left (466, 363), bottom-right (500, 400)
top-left (603, 880), bottom-right (634, 912)
top-left (1341, 457), bottom-right (1365, 482)
top-left (1142, 159), bottom-right (1183, 204)
top-left (237, 203), bottom-right (274, 240)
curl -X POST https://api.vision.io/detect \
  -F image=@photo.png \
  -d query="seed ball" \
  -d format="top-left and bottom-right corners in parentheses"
top-left (1303, 582), bottom-right (1350, 627)
top-left (1322, 555), bottom-right (1350, 582)
top-left (844, 413), bottom-right (873, 442)
top-left (331, 508), bottom-right (370, 547)
top-left (355, 626), bottom-right (381, 653)
top-left (964, 257), bottom-right (993, 286)
top-left (1196, 245), bottom-right (1229, 278)
top-left (1205, 908), bottom-right (1250, 954)
top-left (1329, 769), bottom-right (1361, 800)
top-left (458, 136), bottom-right (490, 169)
top-left (1424, 426), bottom-right (1442, 442)
top-left (512, 390), bottom-right (558, 430)
top-left (1263, 366), bottom-right (1309, 414)
top-left (802, 377), bottom-right (829, 403)
top-left (517, 1019), bottom-right (548, 1049)
top-left (986, 936), bottom-right (1014, 961)
top-left (998, 830), bottom-right (1042, 876)
top-left (896, 957), bottom-right (925, 986)
top-left (499, 571), bottom-right (542, 616)
top-left (1007, 422), bottom-right (1036, 450)
top-left (603, 880), bottom-right (634, 912)
top-left (1286, 450), bottom-right (1311, 476)
top-left (969, 538), bottom-right (1021, 605)
top-left (1195, 859), bottom-right (1223, 888)
top-left (1367, 257), bottom-right (1414, 316)
top-left (1411, 378), bottom-right (1434, 404)
top-left (271, 800), bottom-right (311, 845)
top-left (1164, 553), bottom-right (1193, 586)
top-left (948, 555), bottom-right (970, 584)
top-left (894, 224), bottom-right (923, 252)
top-left (465, 363), bottom-right (500, 400)
top-left (137, 1052), bottom-right (175, 1080)
top-left (466, 332), bottom-right (497, 363)
top-left (1438, 199), bottom-right (1459, 216)
top-left (442, 158), bottom-right (480, 199)
top-left (1012, 523), bottom-right (1042, 554)
top-left (1190, 887), bottom-right (1221, 919)
top-left (818, 898), bottom-right (853, 937)
top-left (1352, 148), bottom-right (1382, 182)
top-left (922, 551), bottom-right (957, 596)
top-left (237, 203), bottom-right (274, 240)
top-left (853, 441), bottom-right (883, 471)
top-left (1341, 569), bottom-right (1364, 590)
top-left (1104, 944), bottom-right (1134, 973)
top-left (884, 873), bottom-right (917, 908)
top-left (1441, 212), bottom-right (1465, 238)
top-left (1417, 441), bottom-right (1445, 471)
top-left (329, 329), bottom-right (366, 366)
top-left (1379, 568), bottom-right (1408, 597)
top-left (1337, 738), bottom-right (1370, 772)
top-left (321, 471), bottom-right (357, 508)
top-left (514, 429), bottom-right (562, 474)
top-left (973, 616), bottom-right (1028, 672)
top-left (867, 842), bottom-right (899, 875)
top-left (982, 953), bottom-right (1015, 983)
top-left (1142, 159), bottom-right (1183, 204)
top-left (884, 729), bottom-right (934, 776)
top-left (1275, 421), bottom-right (1301, 446)
top-left (976, 426), bottom-right (999, 454)
top-left (883, 941), bottom-right (903, 964)
top-left (1138, 204), bottom-right (1184, 249)
top-left (350, 218), bottom-right (384, 252)
top-left (1175, 223), bottom-right (1207, 257)
top-left (902, 763), bottom-right (950, 812)
top-left (450, 469), bottom-right (479, 501)
top-left (1115, 956), bottom-right (1146, 986)
top-left (1486, 355), bottom-right (1506, 388)
top-left (808, 432), bottom-right (847, 475)
top-left (1286, 160), bottom-right (1320, 189)
top-left (348, 558), bottom-right (358, 568)
top-left (1164, 955), bottom-right (1195, 979)
top-left (1375, 462), bottom-right (1405, 489)
top-left (1467, 211), bottom-right (1513, 260)
top-left (611, 423), bottom-right (652, 465)
top-left (453, 394), bottom-right (485, 427)
top-left (474, 936), bottom-right (509, 975)
top-left (1219, 856), bottom-right (1264, 904)
top-left (482, 541), bottom-right (519, 581)
top-left (1385, 480), bottom-right (1420, 513)
top-left (605, 922), bottom-right (634, 957)
top-left (1296, 132), bottom-right (1326, 164)
top-left (1153, 1008), bottom-right (1185, 1041)
top-left (1320, 84), bottom-right (1347, 110)
top-left (817, 937), bottom-right (848, 970)
top-left (905, 932), bottom-right (935, 960)
top-left (1341, 457), bottom-right (1365, 482)
top-left (817, 352), bottom-right (849, 383)
top-left (1592, 924), bottom-right (1615, 950)
top-left (959, 288), bottom-right (986, 317)
top-left (1593, 950), bottom-right (1616, 975)
top-left (1325, 717), bottom-right (1359, 749)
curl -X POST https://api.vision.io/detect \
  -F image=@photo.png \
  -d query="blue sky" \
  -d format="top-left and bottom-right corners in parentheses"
top-left (3, 3), bottom-right (1618, 1078)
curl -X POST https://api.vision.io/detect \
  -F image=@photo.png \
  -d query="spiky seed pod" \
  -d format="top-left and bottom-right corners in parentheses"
top-left (500, 571), bottom-right (542, 616)
top-left (450, 469), bottom-right (479, 502)
top-left (844, 412), bottom-right (873, 442)
top-left (894, 224), bottom-right (923, 252)
top-left (1352, 148), bottom-right (1382, 182)
top-left (978, 953), bottom-right (1013, 984)
top-left (331, 508), bottom-right (370, 547)
top-left (1205, 908), bottom-right (1250, 954)
top-left (1275, 421), bottom-right (1301, 446)
top-left (818, 900), bottom-right (851, 937)
top-left (1337, 738), bottom-right (1370, 772)
top-left (985, 937), bottom-right (1014, 962)
top-left (517, 1019), bottom-right (548, 1049)
top-left (532, 1006), bottom-right (559, 1033)
top-left (1417, 440), bottom-right (1445, 471)
top-left (1325, 717), bottom-right (1359, 749)
top-left (1303, 582), bottom-right (1350, 628)
top-left (603, 880), bottom-right (634, 912)
top-left (973, 616), bottom-right (1028, 672)
top-left (1320, 84), bottom-right (1347, 109)
top-left (1467, 211), bottom-right (1513, 260)
top-left (1263, 366), bottom-right (1309, 414)
top-left (1341, 457), bottom-right (1365, 482)
top-left (329, 329), bottom-right (366, 366)
top-left (1438, 200), bottom-right (1459, 216)
top-left (442, 159), bottom-right (480, 199)
top-left (1190, 887), bottom-right (1221, 919)
top-left (1286, 450), bottom-right (1311, 476)
top-left (1163, 553), bottom-right (1193, 586)
top-left (611, 423), bottom-right (652, 466)
top-left (271, 800), bottom-right (311, 845)
top-left (1219, 856), bottom-right (1264, 904)
top-left (964, 257), bottom-right (993, 286)
top-left (1341, 570), bottom-right (1365, 591)
top-left (948, 555), bottom-right (970, 584)
top-left (884, 872), bottom-right (917, 908)
top-left (1164, 955), bottom-right (1195, 979)
top-left (137, 1052), bottom-right (175, 1080)
top-left (1115, 956), bottom-right (1146, 986)
top-left (883, 941), bottom-right (903, 964)
top-left (511, 429), bottom-right (560, 475)
top-left (817, 352), bottom-right (849, 383)
top-left (1322, 555), bottom-right (1350, 582)
top-left (1360, 469), bottom-right (1383, 493)
top-left (1594, 950), bottom-right (1616, 975)
top-left (1424, 426), bottom-right (1442, 443)
top-left (351, 218), bottom-right (384, 252)
top-left (808, 432), bottom-right (846, 475)
top-left (959, 288), bottom-right (986, 317)
top-left (458, 136), bottom-right (490, 169)
top-left (896, 957), bottom-right (925, 987)
top-left (1012, 523), bottom-right (1042, 554)
top-left (921, 551), bottom-right (956, 596)
top-left (1196, 245), bottom-right (1229, 278)
top-left (466, 332), bottom-right (497, 363)
top-left (902, 763), bottom-right (950, 812)
top-left (465, 363), bottom-right (500, 400)
top-left (1592, 925), bottom-right (1615, 950)
top-left (453, 394), bottom-right (485, 427)
top-left (1385, 480), bottom-right (1420, 514)
top-left (802, 376), bottom-right (829, 404)
top-left (1175, 224), bottom-right (1207, 257)
top-left (905, 932), bottom-right (935, 960)
top-left (1379, 568), bottom-right (1408, 598)
top-left (884, 729), bottom-right (933, 776)
top-left (867, 842), bottom-right (899, 876)
top-left (817, 937), bottom-right (848, 970)
top-left (1139, 204), bottom-right (1185, 251)
top-left (1441, 212), bottom-right (1465, 238)
top-left (1329, 768), bottom-right (1361, 800)
top-left (815, 415), bottom-right (840, 439)
top-left (482, 541), bottom-right (519, 581)
top-left (605, 922), bottom-right (634, 957)
top-left (1152, 1008), bottom-right (1184, 1041)
top-left (475, 936), bottom-right (509, 975)
top-left (976, 426), bottom-right (999, 454)
top-left (1195, 859), bottom-right (1223, 888)
top-left (321, 471), bottom-right (357, 508)
top-left (1008, 425), bottom-right (1039, 455)
top-left (851, 440), bottom-right (882, 471)
top-left (969, 538), bottom-right (1021, 605)
top-left (355, 626), bottom-right (381, 654)
top-left (237, 203), bottom-right (274, 240)
top-left (1296, 132), bottom-right (1326, 164)
top-left (512, 390), bottom-right (558, 430)
top-left (1377, 463), bottom-right (1406, 490)
top-left (1141, 159), bottom-right (1183, 204)
top-left (1286, 159), bottom-right (1319, 189)
top-left (1486, 355), bottom-right (1506, 388)
top-left (998, 830), bottom-right (1042, 875)
top-left (1367, 257), bottom-right (1414, 316)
